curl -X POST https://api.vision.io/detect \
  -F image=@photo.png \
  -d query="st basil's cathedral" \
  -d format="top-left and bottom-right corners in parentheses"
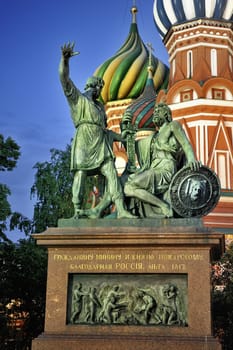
top-left (93, 0), bottom-right (233, 239)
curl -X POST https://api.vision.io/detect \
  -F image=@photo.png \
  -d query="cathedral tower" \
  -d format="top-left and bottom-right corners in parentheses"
top-left (154, 0), bottom-right (233, 233)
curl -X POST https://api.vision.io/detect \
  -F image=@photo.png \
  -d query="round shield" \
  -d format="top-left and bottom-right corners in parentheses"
top-left (169, 165), bottom-right (221, 218)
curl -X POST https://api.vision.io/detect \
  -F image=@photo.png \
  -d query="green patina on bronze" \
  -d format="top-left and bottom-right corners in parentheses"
top-left (59, 42), bottom-right (135, 220)
top-left (67, 274), bottom-right (188, 326)
top-left (123, 103), bottom-right (201, 218)
top-left (59, 44), bottom-right (220, 222)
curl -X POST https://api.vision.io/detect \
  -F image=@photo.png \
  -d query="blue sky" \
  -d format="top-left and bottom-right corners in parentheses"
top-left (0, 0), bottom-right (169, 240)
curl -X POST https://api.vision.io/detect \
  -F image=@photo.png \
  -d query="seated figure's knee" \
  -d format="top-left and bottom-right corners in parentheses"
top-left (124, 182), bottom-right (134, 197)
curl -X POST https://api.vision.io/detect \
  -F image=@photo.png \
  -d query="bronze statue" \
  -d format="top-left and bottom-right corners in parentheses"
top-left (59, 42), bottom-right (135, 219)
top-left (58, 43), bottom-right (219, 221)
top-left (124, 103), bottom-right (201, 218)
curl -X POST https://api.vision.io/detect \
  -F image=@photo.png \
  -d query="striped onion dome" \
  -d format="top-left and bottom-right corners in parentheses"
top-left (122, 67), bottom-right (156, 130)
top-left (94, 6), bottom-right (169, 104)
top-left (153, 0), bottom-right (233, 39)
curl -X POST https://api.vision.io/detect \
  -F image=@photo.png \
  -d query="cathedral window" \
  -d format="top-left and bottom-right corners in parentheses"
top-left (180, 89), bottom-right (193, 102)
top-left (216, 152), bottom-right (230, 189)
top-left (172, 58), bottom-right (176, 77)
top-left (187, 50), bottom-right (193, 78)
top-left (230, 55), bottom-right (233, 72)
top-left (211, 49), bottom-right (217, 76)
top-left (212, 88), bottom-right (225, 100)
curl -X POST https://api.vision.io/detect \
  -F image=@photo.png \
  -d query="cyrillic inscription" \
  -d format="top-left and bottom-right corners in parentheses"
top-left (53, 252), bottom-right (203, 272)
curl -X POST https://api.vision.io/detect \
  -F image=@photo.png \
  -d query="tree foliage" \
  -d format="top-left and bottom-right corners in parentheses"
top-left (212, 242), bottom-right (233, 350)
top-left (31, 143), bottom-right (98, 233)
top-left (0, 134), bottom-right (47, 348)
top-left (0, 134), bottom-right (32, 242)
top-left (0, 238), bottom-right (47, 348)
top-left (0, 135), bottom-right (20, 172)
top-left (30, 145), bottom-right (74, 233)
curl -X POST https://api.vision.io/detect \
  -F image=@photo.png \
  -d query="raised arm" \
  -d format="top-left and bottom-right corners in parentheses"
top-left (59, 42), bottom-right (80, 90)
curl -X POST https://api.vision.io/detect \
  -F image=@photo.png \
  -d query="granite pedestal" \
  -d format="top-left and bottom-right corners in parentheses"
top-left (32, 218), bottom-right (224, 350)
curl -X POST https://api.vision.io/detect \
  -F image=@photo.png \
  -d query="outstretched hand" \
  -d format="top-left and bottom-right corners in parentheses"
top-left (188, 160), bottom-right (202, 172)
top-left (61, 42), bottom-right (80, 59)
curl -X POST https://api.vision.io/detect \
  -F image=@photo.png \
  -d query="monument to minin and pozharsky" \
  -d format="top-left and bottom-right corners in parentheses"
top-left (32, 42), bottom-right (224, 350)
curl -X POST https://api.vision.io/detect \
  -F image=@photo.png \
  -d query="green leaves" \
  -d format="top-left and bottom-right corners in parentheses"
top-left (30, 143), bottom-right (100, 232)
top-left (31, 145), bottom-right (73, 233)
top-left (0, 238), bottom-right (48, 344)
top-left (0, 134), bottom-right (20, 172)
top-left (0, 134), bottom-right (32, 242)
top-left (212, 243), bottom-right (233, 349)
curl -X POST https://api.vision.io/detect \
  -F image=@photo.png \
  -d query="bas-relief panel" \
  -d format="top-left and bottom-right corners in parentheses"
top-left (67, 274), bottom-right (188, 327)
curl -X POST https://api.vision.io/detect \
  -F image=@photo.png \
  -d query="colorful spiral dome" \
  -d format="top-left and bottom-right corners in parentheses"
top-left (94, 6), bottom-right (169, 104)
top-left (122, 67), bottom-right (157, 131)
top-left (153, 0), bottom-right (233, 39)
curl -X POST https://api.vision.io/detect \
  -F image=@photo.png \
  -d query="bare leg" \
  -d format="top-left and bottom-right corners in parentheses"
top-left (101, 160), bottom-right (137, 219)
top-left (72, 170), bottom-right (86, 218)
top-left (80, 192), bottom-right (112, 218)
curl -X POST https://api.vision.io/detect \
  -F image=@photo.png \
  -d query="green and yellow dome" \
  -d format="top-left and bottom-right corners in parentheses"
top-left (94, 6), bottom-right (169, 104)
